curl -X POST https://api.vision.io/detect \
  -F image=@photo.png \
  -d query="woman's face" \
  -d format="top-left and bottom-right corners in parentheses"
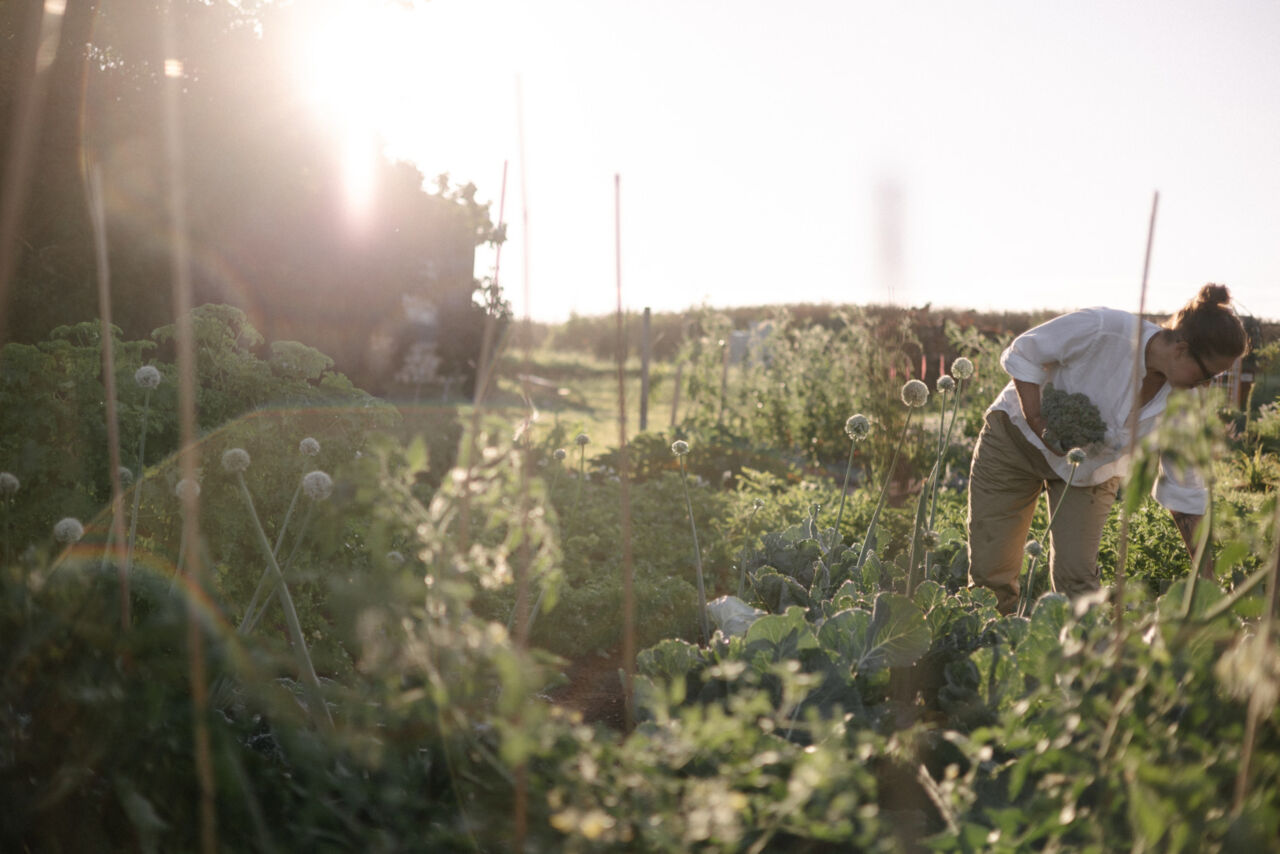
top-left (1171, 341), bottom-right (1236, 389)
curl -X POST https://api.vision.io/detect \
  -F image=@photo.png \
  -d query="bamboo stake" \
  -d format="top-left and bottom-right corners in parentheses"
top-left (1114, 191), bottom-right (1159, 615)
top-left (162, 6), bottom-right (215, 850)
top-left (615, 175), bottom-right (636, 730)
top-left (86, 166), bottom-right (129, 628)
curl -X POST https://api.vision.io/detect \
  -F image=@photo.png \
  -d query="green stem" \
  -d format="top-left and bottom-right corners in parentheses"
top-left (1018, 462), bottom-right (1080, 617)
top-left (831, 439), bottom-right (858, 555)
top-left (242, 503), bottom-right (315, 638)
top-left (856, 409), bottom-right (914, 576)
top-left (679, 457), bottom-right (711, 643)
top-left (234, 474), bottom-right (332, 729)
top-left (238, 479), bottom-right (304, 633)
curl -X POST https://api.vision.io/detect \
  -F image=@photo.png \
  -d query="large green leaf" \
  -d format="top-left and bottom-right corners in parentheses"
top-left (1018, 593), bottom-right (1070, 682)
top-left (817, 608), bottom-right (873, 669)
top-left (742, 606), bottom-right (819, 667)
top-left (853, 593), bottom-right (932, 672)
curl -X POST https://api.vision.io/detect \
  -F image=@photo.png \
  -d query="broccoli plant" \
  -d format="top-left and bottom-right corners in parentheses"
top-left (1041, 385), bottom-right (1107, 453)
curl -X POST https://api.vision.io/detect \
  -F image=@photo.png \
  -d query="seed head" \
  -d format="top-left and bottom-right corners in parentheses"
top-left (671, 439), bottom-right (690, 456)
top-left (302, 470), bottom-right (334, 501)
top-left (386, 550), bottom-right (405, 565)
top-left (575, 433), bottom-right (590, 447)
top-left (936, 375), bottom-right (956, 394)
top-left (175, 478), bottom-right (201, 501)
top-left (844, 414), bottom-right (871, 441)
top-left (922, 530), bottom-right (941, 549)
top-left (134, 365), bottom-right (161, 390)
top-left (54, 517), bottom-right (84, 544)
top-left (1024, 540), bottom-right (1043, 557)
top-left (299, 437), bottom-right (321, 457)
top-left (901, 379), bottom-right (929, 408)
top-left (0, 472), bottom-right (19, 496)
top-left (221, 448), bottom-right (251, 474)
top-left (553, 448), bottom-right (567, 461)
top-left (1067, 447), bottom-right (1087, 465)
top-left (117, 466), bottom-right (134, 487)
top-left (951, 357), bottom-right (975, 380)
top-left (752, 498), bottom-right (765, 511)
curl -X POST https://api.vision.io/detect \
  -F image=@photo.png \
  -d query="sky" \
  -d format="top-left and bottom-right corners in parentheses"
top-left (295, 0), bottom-right (1280, 322)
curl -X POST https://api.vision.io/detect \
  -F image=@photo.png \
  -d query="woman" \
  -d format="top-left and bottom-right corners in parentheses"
top-left (967, 284), bottom-right (1247, 614)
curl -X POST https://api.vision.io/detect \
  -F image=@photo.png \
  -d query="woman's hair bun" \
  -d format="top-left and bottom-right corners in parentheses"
top-left (1198, 283), bottom-right (1231, 308)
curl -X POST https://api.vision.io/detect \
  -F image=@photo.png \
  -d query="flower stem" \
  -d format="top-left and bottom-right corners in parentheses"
top-left (679, 457), bottom-right (711, 643)
top-left (123, 389), bottom-right (151, 580)
top-left (234, 474), bottom-right (332, 729)
top-left (831, 438), bottom-right (858, 555)
top-left (856, 409), bottom-right (914, 576)
top-left (1018, 462), bottom-right (1080, 617)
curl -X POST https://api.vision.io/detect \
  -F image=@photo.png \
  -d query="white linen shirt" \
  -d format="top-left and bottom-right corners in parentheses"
top-left (988, 306), bottom-right (1208, 515)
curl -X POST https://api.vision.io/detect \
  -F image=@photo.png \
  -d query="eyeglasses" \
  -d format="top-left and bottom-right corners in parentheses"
top-left (1188, 349), bottom-right (1223, 387)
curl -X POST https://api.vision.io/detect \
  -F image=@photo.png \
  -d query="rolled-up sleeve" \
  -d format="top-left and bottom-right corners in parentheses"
top-left (1152, 453), bottom-right (1209, 515)
top-left (1000, 309), bottom-right (1104, 385)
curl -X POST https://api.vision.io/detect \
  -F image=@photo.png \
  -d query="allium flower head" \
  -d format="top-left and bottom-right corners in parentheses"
top-left (54, 517), bottom-right (84, 544)
top-left (1067, 447), bottom-right (1087, 465)
top-left (221, 448), bottom-right (251, 473)
top-left (1024, 540), bottom-right (1042, 557)
top-left (298, 437), bottom-right (321, 457)
top-left (936, 375), bottom-right (956, 394)
top-left (951, 357), bottom-right (975, 380)
top-left (134, 365), bottom-right (161, 390)
top-left (901, 379), bottom-right (929, 408)
top-left (671, 440), bottom-right (690, 456)
top-left (575, 433), bottom-right (590, 447)
top-left (117, 466), bottom-right (134, 487)
top-left (0, 472), bottom-right (18, 496)
top-left (175, 478), bottom-right (201, 501)
top-left (922, 530), bottom-right (941, 549)
top-left (302, 470), bottom-right (334, 501)
top-left (844, 414), bottom-right (871, 441)
top-left (553, 448), bottom-right (567, 461)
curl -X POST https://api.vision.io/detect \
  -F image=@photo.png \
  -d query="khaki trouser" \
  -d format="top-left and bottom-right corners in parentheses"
top-left (967, 410), bottom-right (1121, 614)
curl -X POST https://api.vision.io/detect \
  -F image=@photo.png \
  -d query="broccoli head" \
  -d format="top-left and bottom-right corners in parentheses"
top-left (1040, 386), bottom-right (1107, 454)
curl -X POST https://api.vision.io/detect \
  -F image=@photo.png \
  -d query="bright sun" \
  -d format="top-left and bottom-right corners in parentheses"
top-left (291, 0), bottom-right (520, 226)
top-left (293, 1), bottom-right (427, 220)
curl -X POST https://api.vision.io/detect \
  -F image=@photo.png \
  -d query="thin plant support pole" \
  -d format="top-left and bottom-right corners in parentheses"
top-left (87, 166), bottom-right (129, 621)
top-left (856, 410), bottom-right (914, 574)
top-left (670, 361), bottom-right (683, 428)
top-left (163, 6), bottom-right (215, 851)
top-left (512, 77), bottom-right (530, 853)
top-left (614, 174), bottom-right (636, 730)
top-left (234, 474), bottom-right (331, 729)
top-left (640, 306), bottom-right (651, 432)
top-left (679, 456), bottom-right (711, 643)
top-left (1115, 190), bottom-right (1159, 613)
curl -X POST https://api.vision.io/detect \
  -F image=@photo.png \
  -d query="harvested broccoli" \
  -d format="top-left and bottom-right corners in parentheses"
top-left (1040, 386), bottom-right (1106, 454)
